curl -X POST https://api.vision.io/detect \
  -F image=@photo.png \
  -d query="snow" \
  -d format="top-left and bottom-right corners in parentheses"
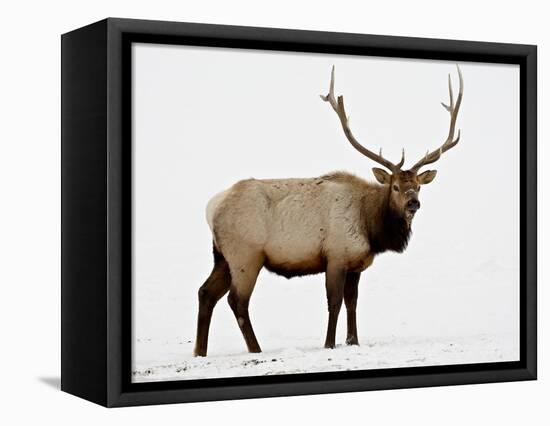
top-left (133, 333), bottom-right (518, 383)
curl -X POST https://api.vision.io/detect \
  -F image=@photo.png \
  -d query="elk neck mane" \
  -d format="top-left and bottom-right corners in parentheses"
top-left (364, 183), bottom-right (411, 254)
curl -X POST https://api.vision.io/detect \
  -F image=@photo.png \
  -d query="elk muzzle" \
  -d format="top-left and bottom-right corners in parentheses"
top-left (406, 198), bottom-right (421, 212)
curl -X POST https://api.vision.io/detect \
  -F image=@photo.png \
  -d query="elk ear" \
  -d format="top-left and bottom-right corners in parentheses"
top-left (418, 170), bottom-right (437, 185)
top-left (372, 168), bottom-right (391, 184)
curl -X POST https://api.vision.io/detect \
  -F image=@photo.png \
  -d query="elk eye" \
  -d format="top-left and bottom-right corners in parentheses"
top-left (392, 185), bottom-right (399, 192)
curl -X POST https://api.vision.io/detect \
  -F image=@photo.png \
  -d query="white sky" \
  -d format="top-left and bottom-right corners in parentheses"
top-left (131, 43), bottom-right (520, 370)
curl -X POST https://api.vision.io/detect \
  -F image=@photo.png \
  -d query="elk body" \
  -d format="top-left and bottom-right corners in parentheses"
top-left (194, 66), bottom-right (463, 356)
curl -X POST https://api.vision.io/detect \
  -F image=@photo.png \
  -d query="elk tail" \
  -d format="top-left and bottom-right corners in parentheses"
top-left (205, 189), bottom-right (229, 245)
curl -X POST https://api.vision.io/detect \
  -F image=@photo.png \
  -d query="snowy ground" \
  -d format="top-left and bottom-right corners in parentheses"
top-left (132, 333), bottom-right (518, 382)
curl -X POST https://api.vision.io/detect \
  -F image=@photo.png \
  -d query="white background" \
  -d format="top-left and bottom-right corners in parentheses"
top-left (132, 46), bottom-right (520, 380)
top-left (0, 0), bottom-right (546, 424)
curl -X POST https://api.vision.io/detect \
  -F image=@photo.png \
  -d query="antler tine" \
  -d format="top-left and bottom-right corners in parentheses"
top-left (411, 64), bottom-right (464, 171)
top-left (395, 148), bottom-right (406, 169)
top-left (440, 73), bottom-right (454, 112)
top-left (319, 66), bottom-right (338, 112)
top-left (320, 66), bottom-right (402, 172)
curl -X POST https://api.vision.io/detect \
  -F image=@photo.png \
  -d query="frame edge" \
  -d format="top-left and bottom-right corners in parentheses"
top-left (61, 18), bottom-right (110, 407)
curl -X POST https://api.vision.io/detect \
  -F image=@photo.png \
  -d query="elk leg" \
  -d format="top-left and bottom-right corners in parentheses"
top-left (344, 272), bottom-right (361, 345)
top-left (324, 264), bottom-right (347, 349)
top-left (227, 258), bottom-right (263, 353)
top-left (194, 251), bottom-right (231, 357)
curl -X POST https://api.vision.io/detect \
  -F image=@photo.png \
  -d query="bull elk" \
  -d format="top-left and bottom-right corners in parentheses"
top-left (194, 65), bottom-right (464, 356)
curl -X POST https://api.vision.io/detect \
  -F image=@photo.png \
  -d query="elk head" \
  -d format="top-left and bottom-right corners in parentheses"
top-left (321, 65), bottom-right (463, 223)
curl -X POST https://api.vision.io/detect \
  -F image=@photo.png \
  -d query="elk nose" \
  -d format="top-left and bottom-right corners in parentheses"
top-left (407, 199), bottom-right (421, 211)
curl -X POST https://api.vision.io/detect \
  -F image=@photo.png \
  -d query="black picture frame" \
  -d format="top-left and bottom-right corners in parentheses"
top-left (61, 17), bottom-right (537, 407)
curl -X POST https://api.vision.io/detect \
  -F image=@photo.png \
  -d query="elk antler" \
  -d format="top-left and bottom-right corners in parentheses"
top-left (411, 65), bottom-right (464, 171)
top-left (320, 66), bottom-right (405, 173)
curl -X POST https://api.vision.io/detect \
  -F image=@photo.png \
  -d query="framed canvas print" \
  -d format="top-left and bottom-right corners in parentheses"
top-left (61, 18), bottom-right (537, 407)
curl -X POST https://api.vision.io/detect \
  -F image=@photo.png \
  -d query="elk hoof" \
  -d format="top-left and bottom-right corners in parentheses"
top-left (346, 337), bottom-right (359, 346)
top-left (248, 348), bottom-right (262, 354)
top-left (193, 348), bottom-right (207, 357)
top-left (324, 343), bottom-right (336, 349)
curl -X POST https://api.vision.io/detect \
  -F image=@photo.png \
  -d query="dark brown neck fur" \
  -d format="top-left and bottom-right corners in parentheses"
top-left (363, 185), bottom-right (411, 254)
